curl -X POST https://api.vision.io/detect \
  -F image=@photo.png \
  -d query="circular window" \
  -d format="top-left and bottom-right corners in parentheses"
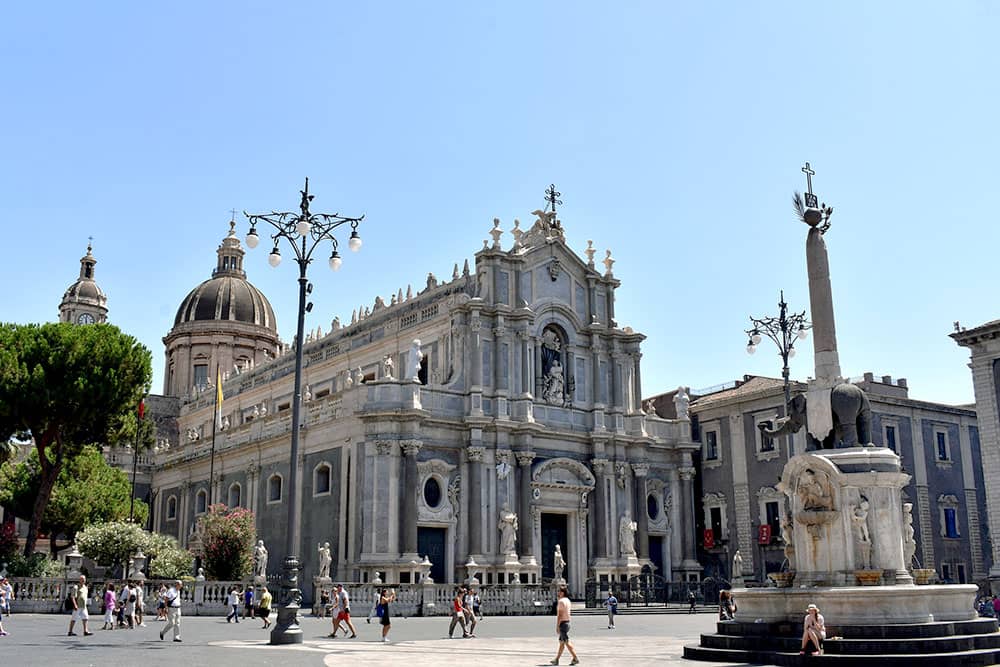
top-left (647, 494), bottom-right (660, 520)
top-left (423, 477), bottom-right (442, 508)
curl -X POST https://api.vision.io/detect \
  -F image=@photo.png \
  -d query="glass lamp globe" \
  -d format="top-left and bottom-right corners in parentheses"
top-left (348, 230), bottom-right (362, 252)
top-left (245, 229), bottom-right (260, 249)
top-left (268, 247), bottom-right (282, 267)
top-left (296, 220), bottom-right (311, 237)
top-left (329, 251), bottom-right (342, 271)
top-left (797, 327), bottom-right (808, 340)
top-left (746, 344), bottom-right (756, 355)
top-left (750, 332), bottom-right (761, 345)
top-left (788, 347), bottom-right (796, 358)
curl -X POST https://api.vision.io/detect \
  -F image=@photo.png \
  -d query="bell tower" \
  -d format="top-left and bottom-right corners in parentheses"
top-left (59, 240), bottom-right (109, 324)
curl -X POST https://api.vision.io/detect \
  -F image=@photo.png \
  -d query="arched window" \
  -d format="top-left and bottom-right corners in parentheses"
top-left (313, 463), bottom-right (331, 496)
top-left (268, 474), bottom-right (283, 503)
top-left (195, 489), bottom-right (208, 514)
top-left (228, 483), bottom-right (242, 508)
top-left (166, 496), bottom-right (177, 521)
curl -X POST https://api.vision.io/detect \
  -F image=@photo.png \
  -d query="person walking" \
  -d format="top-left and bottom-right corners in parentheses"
top-left (155, 584), bottom-right (168, 621)
top-left (550, 585), bottom-right (578, 665)
top-left (800, 603), bottom-right (826, 656)
top-left (102, 583), bottom-right (117, 630)
top-left (135, 583), bottom-right (146, 627)
top-left (687, 589), bottom-right (697, 613)
top-left (159, 580), bottom-right (183, 642)
top-left (242, 586), bottom-right (255, 620)
top-left (604, 591), bottom-right (618, 629)
top-left (258, 586), bottom-right (273, 629)
top-left (226, 587), bottom-right (241, 623)
top-left (334, 584), bottom-right (357, 638)
top-left (327, 586), bottom-right (344, 637)
top-left (122, 581), bottom-right (137, 629)
top-left (67, 575), bottom-right (93, 637)
top-left (0, 578), bottom-right (9, 636)
top-left (463, 587), bottom-right (478, 638)
top-left (448, 587), bottom-right (468, 638)
top-left (378, 588), bottom-right (395, 643)
top-left (0, 577), bottom-right (13, 618)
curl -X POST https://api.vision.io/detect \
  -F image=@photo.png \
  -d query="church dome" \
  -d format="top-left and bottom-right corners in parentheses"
top-left (172, 224), bottom-right (277, 332)
top-left (59, 242), bottom-right (109, 324)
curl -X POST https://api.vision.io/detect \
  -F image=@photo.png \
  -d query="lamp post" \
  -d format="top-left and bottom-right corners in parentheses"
top-left (244, 178), bottom-right (364, 645)
top-left (745, 291), bottom-right (810, 411)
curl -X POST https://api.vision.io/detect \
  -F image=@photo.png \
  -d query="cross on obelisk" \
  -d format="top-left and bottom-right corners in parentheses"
top-left (544, 184), bottom-right (562, 215)
top-left (802, 162), bottom-right (818, 208)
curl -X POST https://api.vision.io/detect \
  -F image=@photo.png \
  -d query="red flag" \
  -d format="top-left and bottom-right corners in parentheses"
top-left (758, 525), bottom-right (772, 544)
top-left (138, 399), bottom-right (145, 420)
top-left (703, 529), bottom-right (715, 549)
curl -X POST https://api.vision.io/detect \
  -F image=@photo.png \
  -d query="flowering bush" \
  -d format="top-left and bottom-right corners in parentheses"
top-left (75, 521), bottom-right (192, 579)
top-left (200, 504), bottom-right (255, 581)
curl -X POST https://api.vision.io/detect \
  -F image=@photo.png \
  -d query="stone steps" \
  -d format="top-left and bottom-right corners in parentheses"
top-left (701, 631), bottom-right (1000, 654)
top-left (683, 645), bottom-right (1000, 666)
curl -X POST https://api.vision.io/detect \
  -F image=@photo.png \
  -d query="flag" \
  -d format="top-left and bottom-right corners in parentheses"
top-left (138, 398), bottom-right (145, 420)
top-left (215, 366), bottom-right (224, 429)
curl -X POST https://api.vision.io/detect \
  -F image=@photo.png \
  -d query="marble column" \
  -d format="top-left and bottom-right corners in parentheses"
top-left (591, 458), bottom-right (610, 557)
top-left (467, 446), bottom-right (486, 554)
top-left (632, 463), bottom-right (650, 559)
top-left (178, 481), bottom-right (191, 547)
top-left (516, 451), bottom-right (536, 558)
top-left (678, 466), bottom-right (699, 571)
top-left (401, 440), bottom-right (422, 556)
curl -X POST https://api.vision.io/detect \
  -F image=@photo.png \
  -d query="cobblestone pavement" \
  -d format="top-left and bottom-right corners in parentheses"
top-left (0, 611), bottom-right (748, 667)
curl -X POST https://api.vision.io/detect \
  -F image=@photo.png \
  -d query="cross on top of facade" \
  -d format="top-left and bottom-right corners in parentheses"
top-left (87, 235), bottom-right (93, 253)
top-left (802, 162), bottom-right (818, 208)
top-left (544, 184), bottom-right (562, 214)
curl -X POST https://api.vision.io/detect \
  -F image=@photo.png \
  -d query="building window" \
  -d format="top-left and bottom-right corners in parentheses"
top-left (228, 483), bottom-right (241, 508)
top-left (938, 494), bottom-right (960, 538)
top-left (935, 429), bottom-right (951, 461)
top-left (193, 364), bottom-right (209, 389)
top-left (709, 507), bottom-right (723, 542)
top-left (754, 415), bottom-right (781, 461)
top-left (884, 424), bottom-right (897, 452)
top-left (195, 489), bottom-right (207, 515)
top-left (759, 422), bottom-right (775, 452)
top-left (705, 431), bottom-right (719, 460)
top-left (702, 492), bottom-right (728, 542)
top-left (765, 501), bottom-right (780, 538)
top-left (941, 563), bottom-right (951, 583)
top-left (314, 463), bottom-right (331, 496)
top-left (423, 477), bottom-right (442, 508)
top-left (268, 474), bottom-right (283, 503)
top-left (166, 496), bottom-right (177, 521)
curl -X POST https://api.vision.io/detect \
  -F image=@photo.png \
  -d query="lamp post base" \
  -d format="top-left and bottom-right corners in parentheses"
top-left (269, 555), bottom-right (304, 645)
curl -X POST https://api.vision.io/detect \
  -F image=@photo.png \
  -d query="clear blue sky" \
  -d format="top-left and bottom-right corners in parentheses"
top-left (2, 2), bottom-right (997, 405)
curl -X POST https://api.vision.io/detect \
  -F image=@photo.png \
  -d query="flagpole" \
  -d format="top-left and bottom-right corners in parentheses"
top-left (129, 399), bottom-right (144, 522)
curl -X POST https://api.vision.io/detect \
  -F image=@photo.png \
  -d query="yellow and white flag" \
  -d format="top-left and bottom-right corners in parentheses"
top-left (215, 366), bottom-right (224, 429)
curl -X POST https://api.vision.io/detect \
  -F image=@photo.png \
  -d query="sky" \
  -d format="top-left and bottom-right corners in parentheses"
top-left (1, 2), bottom-right (997, 405)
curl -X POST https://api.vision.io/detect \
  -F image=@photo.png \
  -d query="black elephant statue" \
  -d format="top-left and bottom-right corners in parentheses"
top-left (759, 383), bottom-right (872, 450)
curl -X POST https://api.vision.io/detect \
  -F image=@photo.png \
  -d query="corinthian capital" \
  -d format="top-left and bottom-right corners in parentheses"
top-left (467, 446), bottom-right (486, 463)
top-left (678, 466), bottom-right (696, 481)
top-left (401, 439), bottom-right (423, 457)
top-left (590, 457), bottom-right (610, 475)
top-left (631, 463), bottom-right (650, 477)
top-left (515, 451), bottom-right (536, 467)
top-left (374, 440), bottom-right (394, 456)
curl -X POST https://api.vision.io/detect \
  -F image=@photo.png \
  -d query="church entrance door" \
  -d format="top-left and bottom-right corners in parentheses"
top-left (649, 535), bottom-right (664, 575)
top-left (541, 513), bottom-right (569, 580)
top-left (417, 527), bottom-right (446, 583)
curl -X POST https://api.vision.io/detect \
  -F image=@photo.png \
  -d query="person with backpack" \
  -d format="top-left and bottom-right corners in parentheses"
top-left (159, 580), bottom-right (183, 642)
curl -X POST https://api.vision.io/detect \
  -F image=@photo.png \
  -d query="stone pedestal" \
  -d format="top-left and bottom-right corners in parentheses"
top-left (312, 576), bottom-right (332, 616)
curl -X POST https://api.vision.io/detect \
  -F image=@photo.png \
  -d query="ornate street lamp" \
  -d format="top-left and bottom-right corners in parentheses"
top-left (745, 291), bottom-right (810, 410)
top-left (244, 178), bottom-right (364, 645)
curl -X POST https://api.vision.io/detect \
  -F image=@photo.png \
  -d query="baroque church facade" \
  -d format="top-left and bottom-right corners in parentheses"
top-left (147, 210), bottom-right (700, 594)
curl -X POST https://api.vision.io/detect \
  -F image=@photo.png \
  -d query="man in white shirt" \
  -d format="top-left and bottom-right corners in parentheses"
top-left (159, 580), bottom-right (183, 642)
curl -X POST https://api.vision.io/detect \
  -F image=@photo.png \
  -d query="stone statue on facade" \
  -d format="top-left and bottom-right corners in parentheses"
top-left (405, 339), bottom-right (423, 381)
top-left (253, 540), bottom-right (268, 578)
top-left (317, 542), bottom-right (332, 579)
top-left (673, 386), bottom-right (690, 420)
top-left (382, 354), bottom-right (394, 379)
top-left (553, 544), bottom-right (566, 582)
top-left (543, 359), bottom-right (565, 405)
top-left (498, 503), bottom-right (518, 556)
top-left (304, 384), bottom-right (313, 402)
top-left (619, 512), bottom-right (637, 557)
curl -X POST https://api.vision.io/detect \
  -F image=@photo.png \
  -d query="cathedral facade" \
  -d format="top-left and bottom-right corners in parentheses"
top-left (148, 210), bottom-right (699, 595)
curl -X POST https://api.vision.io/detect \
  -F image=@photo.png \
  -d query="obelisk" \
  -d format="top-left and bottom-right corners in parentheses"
top-left (799, 163), bottom-right (840, 443)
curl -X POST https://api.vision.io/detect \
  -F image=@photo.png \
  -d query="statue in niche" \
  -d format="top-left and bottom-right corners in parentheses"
top-left (852, 497), bottom-right (872, 568)
top-left (382, 354), bottom-right (394, 379)
top-left (795, 469), bottom-right (834, 512)
top-left (543, 359), bottom-right (565, 405)
top-left (619, 512), bottom-right (637, 557)
top-left (253, 540), bottom-right (268, 578)
top-left (317, 542), bottom-right (332, 579)
top-left (405, 339), bottom-right (423, 381)
top-left (541, 329), bottom-right (561, 376)
top-left (304, 384), bottom-right (313, 402)
top-left (497, 503), bottom-right (518, 555)
top-left (553, 544), bottom-right (566, 581)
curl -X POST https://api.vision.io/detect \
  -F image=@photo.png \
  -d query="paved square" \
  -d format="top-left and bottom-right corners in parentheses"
top-left (0, 611), bottom-right (747, 667)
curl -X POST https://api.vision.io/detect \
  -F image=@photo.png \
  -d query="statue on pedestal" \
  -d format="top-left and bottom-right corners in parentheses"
top-left (902, 502), bottom-right (917, 569)
top-left (553, 544), bottom-right (566, 582)
top-left (317, 542), bottom-right (332, 579)
top-left (405, 339), bottom-right (424, 381)
top-left (619, 512), bottom-right (637, 557)
top-left (732, 549), bottom-right (744, 577)
top-left (253, 540), bottom-right (268, 578)
top-left (498, 503), bottom-right (518, 556)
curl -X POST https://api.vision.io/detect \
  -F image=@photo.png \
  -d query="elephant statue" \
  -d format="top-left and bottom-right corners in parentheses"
top-left (759, 383), bottom-right (872, 450)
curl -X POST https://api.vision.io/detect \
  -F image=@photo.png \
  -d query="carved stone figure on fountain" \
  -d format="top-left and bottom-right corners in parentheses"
top-left (758, 384), bottom-right (872, 450)
top-left (852, 497), bottom-right (872, 569)
top-left (902, 502), bottom-right (917, 570)
top-left (795, 468), bottom-right (835, 512)
top-left (780, 513), bottom-right (796, 570)
top-left (498, 503), bottom-right (518, 558)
